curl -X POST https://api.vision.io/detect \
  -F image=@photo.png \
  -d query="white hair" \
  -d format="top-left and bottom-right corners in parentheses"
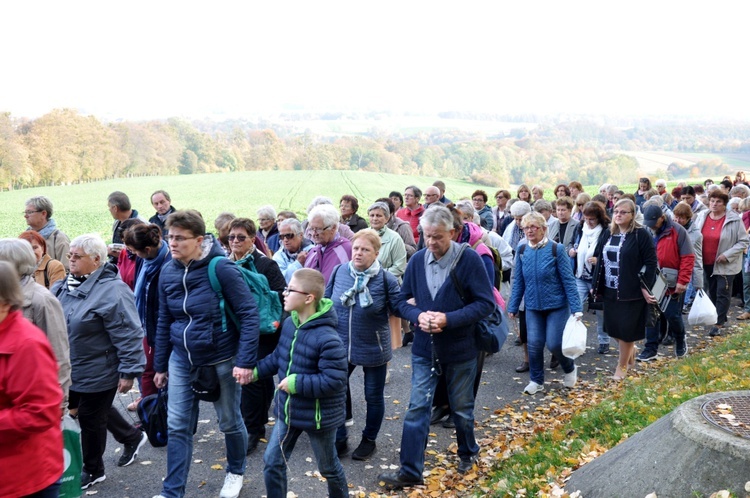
top-left (70, 233), bottom-right (107, 267)
top-left (308, 204), bottom-right (340, 228)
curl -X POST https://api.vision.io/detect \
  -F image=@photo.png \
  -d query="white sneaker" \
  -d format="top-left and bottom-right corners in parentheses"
top-left (563, 365), bottom-right (578, 388)
top-left (345, 418), bottom-right (354, 427)
top-left (219, 473), bottom-right (243, 498)
top-left (152, 495), bottom-right (167, 498)
top-left (523, 381), bottom-right (544, 395)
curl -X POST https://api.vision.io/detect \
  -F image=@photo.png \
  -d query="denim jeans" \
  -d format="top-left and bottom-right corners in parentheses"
top-left (263, 417), bottom-right (347, 498)
top-left (399, 356), bottom-right (479, 479)
top-left (645, 293), bottom-right (685, 351)
top-left (337, 363), bottom-right (387, 443)
top-left (24, 478), bottom-right (61, 497)
top-left (525, 307), bottom-right (575, 385)
top-left (575, 279), bottom-right (608, 345)
top-left (160, 354), bottom-right (247, 498)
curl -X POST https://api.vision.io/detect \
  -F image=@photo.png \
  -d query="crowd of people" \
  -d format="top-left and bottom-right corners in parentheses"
top-left (2, 172), bottom-right (749, 496)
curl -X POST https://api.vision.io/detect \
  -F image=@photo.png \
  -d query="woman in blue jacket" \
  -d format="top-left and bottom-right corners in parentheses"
top-left (326, 229), bottom-right (402, 460)
top-left (508, 212), bottom-right (582, 395)
top-left (153, 210), bottom-right (260, 498)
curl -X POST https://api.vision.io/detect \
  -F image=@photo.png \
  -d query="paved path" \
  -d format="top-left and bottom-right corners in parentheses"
top-left (93, 302), bottom-right (740, 497)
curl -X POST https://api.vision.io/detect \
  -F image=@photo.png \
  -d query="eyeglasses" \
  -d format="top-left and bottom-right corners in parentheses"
top-left (522, 226), bottom-right (541, 232)
top-left (279, 233), bottom-right (296, 240)
top-left (67, 253), bottom-right (90, 261)
top-left (472, 198), bottom-right (484, 202)
top-left (310, 225), bottom-right (331, 234)
top-left (258, 218), bottom-right (273, 223)
top-left (23, 210), bottom-right (41, 216)
top-left (613, 210), bottom-right (633, 215)
top-left (283, 287), bottom-right (310, 296)
top-left (228, 235), bottom-right (248, 242)
top-left (167, 235), bottom-right (197, 242)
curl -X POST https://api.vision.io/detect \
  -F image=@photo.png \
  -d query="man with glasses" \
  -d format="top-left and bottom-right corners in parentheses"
top-left (273, 218), bottom-right (315, 283)
top-left (396, 185), bottom-right (425, 241)
top-left (24, 195), bottom-right (71, 270)
top-left (423, 186), bottom-right (441, 209)
top-left (303, 204), bottom-right (352, 284)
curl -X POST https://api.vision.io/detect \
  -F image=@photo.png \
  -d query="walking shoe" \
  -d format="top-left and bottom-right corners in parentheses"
top-left (636, 349), bottom-right (658, 362)
top-left (351, 437), bottom-right (377, 460)
top-left (676, 341), bottom-right (688, 358)
top-left (345, 417), bottom-right (354, 427)
top-left (709, 326), bottom-right (722, 337)
top-left (515, 361), bottom-right (529, 373)
top-left (597, 344), bottom-right (610, 354)
top-left (514, 336), bottom-right (522, 346)
top-left (457, 455), bottom-right (478, 474)
top-left (563, 365), bottom-right (578, 388)
top-left (219, 472), bottom-right (243, 498)
top-left (738, 312), bottom-right (750, 320)
top-left (335, 438), bottom-right (349, 457)
top-left (378, 471), bottom-right (424, 490)
top-left (80, 471), bottom-right (106, 489)
top-left (661, 335), bottom-right (675, 346)
top-left (523, 381), bottom-right (544, 395)
top-left (246, 431), bottom-right (263, 455)
top-left (549, 355), bottom-right (559, 369)
top-left (117, 431), bottom-right (148, 467)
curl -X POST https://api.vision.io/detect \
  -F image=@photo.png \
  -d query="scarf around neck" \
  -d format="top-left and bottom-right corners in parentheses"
top-left (340, 259), bottom-right (381, 308)
top-left (576, 224), bottom-right (603, 279)
top-left (34, 219), bottom-right (58, 239)
top-left (134, 240), bottom-right (170, 320)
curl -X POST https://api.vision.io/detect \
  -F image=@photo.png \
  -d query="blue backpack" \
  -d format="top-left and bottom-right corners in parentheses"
top-left (208, 255), bottom-right (282, 335)
top-left (137, 389), bottom-right (168, 447)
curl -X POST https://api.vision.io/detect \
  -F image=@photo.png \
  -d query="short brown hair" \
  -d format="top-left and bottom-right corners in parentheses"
top-left (709, 190), bottom-right (729, 205)
top-left (123, 224), bottom-right (162, 251)
top-left (672, 201), bottom-right (693, 221)
top-left (494, 189), bottom-right (511, 201)
top-left (228, 218), bottom-right (257, 238)
top-left (471, 190), bottom-right (488, 203)
top-left (166, 209), bottom-right (205, 237)
top-left (554, 197), bottom-right (574, 210)
top-left (292, 268), bottom-right (325, 306)
top-left (340, 195), bottom-right (360, 213)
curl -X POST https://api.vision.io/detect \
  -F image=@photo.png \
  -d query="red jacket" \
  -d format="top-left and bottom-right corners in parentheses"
top-left (396, 205), bottom-right (425, 241)
top-left (654, 219), bottom-right (695, 293)
top-left (0, 310), bottom-right (63, 497)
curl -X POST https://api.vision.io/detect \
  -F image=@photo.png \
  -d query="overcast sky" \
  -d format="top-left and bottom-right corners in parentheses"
top-left (2, 1), bottom-right (747, 121)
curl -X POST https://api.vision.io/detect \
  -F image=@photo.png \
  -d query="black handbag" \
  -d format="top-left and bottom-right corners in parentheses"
top-left (189, 364), bottom-right (221, 402)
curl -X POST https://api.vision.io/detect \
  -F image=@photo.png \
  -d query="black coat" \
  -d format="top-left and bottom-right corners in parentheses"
top-left (592, 227), bottom-right (657, 301)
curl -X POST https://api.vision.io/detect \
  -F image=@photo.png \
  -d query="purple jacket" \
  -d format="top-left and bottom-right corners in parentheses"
top-left (304, 234), bottom-right (352, 284)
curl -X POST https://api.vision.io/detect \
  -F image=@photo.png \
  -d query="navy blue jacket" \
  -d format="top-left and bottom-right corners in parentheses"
top-left (398, 246), bottom-right (495, 364)
top-left (255, 300), bottom-right (347, 431)
top-left (154, 235), bottom-right (260, 371)
top-left (325, 264), bottom-right (402, 367)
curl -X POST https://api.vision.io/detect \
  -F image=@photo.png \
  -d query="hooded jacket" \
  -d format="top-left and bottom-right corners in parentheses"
top-left (255, 299), bottom-right (347, 431)
top-left (155, 235), bottom-right (260, 371)
top-left (693, 209), bottom-right (749, 276)
top-left (53, 263), bottom-right (145, 393)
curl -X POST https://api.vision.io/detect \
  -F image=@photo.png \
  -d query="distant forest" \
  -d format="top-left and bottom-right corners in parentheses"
top-left (2, 109), bottom-right (749, 190)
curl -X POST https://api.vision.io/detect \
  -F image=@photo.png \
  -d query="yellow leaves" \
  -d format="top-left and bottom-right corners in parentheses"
top-left (210, 464), bottom-right (223, 470)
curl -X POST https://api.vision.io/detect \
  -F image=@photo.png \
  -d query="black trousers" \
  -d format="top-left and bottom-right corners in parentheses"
top-left (241, 338), bottom-right (277, 436)
top-left (69, 388), bottom-right (141, 475)
top-left (705, 264), bottom-right (734, 326)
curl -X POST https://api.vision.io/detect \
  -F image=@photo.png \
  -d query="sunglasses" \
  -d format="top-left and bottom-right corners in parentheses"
top-left (279, 233), bottom-right (296, 240)
top-left (228, 235), bottom-right (248, 242)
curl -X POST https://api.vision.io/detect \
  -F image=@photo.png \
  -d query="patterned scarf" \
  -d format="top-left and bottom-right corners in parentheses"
top-left (340, 260), bottom-right (381, 308)
top-left (66, 273), bottom-right (89, 292)
top-left (34, 219), bottom-right (58, 239)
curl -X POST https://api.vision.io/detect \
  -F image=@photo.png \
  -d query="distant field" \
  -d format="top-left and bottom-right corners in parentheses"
top-left (620, 150), bottom-right (750, 174)
top-left (0, 170), bottom-right (488, 240)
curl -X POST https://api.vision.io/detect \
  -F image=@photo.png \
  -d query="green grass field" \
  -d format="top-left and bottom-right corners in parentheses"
top-left (0, 170), bottom-right (486, 240)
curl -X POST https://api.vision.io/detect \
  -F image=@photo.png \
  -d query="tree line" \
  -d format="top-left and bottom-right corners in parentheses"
top-left (2, 109), bottom-right (748, 191)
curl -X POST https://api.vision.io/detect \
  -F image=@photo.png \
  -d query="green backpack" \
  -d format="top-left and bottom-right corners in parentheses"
top-left (208, 255), bottom-right (282, 335)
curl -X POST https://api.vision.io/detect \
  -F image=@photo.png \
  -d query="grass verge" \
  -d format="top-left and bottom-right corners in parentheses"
top-left (482, 327), bottom-right (750, 497)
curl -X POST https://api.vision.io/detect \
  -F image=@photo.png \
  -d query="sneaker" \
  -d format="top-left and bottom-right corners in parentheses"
top-left (378, 471), bottom-right (424, 490)
top-left (117, 431), bottom-right (148, 467)
top-left (515, 361), bottom-right (529, 373)
top-left (152, 496), bottom-right (167, 498)
top-left (563, 365), bottom-right (577, 388)
top-left (344, 417), bottom-right (354, 427)
top-left (80, 471), bottom-right (106, 489)
top-left (523, 381), bottom-right (544, 395)
top-left (219, 472), bottom-right (243, 498)
top-left (636, 349), bottom-right (658, 362)
top-left (597, 344), bottom-right (610, 354)
top-left (709, 326), bottom-right (722, 337)
top-left (351, 437), bottom-right (377, 460)
top-left (676, 341), bottom-right (688, 358)
top-left (682, 307), bottom-right (690, 315)
top-left (457, 455), bottom-right (478, 474)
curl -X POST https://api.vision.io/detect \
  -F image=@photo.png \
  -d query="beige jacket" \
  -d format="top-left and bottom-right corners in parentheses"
top-left (34, 253), bottom-right (66, 289)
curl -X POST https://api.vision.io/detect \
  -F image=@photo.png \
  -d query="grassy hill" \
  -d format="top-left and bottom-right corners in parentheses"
top-left (0, 170), bottom-right (488, 239)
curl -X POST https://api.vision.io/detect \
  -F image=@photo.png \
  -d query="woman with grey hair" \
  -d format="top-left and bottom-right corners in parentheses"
top-left (257, 205), bottom-right (280, 254)
top-left (273, 218), bottom-right (315, 283)
top-left (52, 233), bottom-right (146, 488)
top-left (0, 238), bottom-right (71, 410)
top-left (503, 200), bottom-right (532, 252)
top-left (304, 204), bottom-right (353, 284)
top-left (304, 196), bottom-right (355, 240)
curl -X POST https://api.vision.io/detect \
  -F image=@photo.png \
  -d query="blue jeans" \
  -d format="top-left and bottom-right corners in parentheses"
top-left (576, 279), bottom-right (608, 345)
top-left (525, 307), bottom-right (575, 385)
top-left (399, 356), bottom-right (479, 479)
top-left (160, 354), bottom-right (247, 498)
top-left (645, 293), bottom-right (685, 352)
top-left (24, 478), bottom-right (61, 497)
top-left (263, 417), bottom-right (347, 498)
top-left (337, 363), bottom-right (387, 443)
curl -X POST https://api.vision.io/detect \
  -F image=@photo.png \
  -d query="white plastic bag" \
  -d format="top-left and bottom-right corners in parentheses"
top-left (561, 315), bottom-right (587, 359)
top-left (688, 289), bottom-right (718, 326)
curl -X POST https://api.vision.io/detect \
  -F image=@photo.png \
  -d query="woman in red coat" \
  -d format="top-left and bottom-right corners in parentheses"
top-left (0, 260), bottom-right (63, 497)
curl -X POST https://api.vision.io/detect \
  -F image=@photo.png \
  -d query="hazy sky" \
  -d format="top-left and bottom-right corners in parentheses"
top-left (2, 1), bottom-right (747, 121)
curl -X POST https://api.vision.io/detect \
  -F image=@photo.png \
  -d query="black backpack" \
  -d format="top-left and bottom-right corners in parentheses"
top-left (137, 389), bottom-right (169, 447)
